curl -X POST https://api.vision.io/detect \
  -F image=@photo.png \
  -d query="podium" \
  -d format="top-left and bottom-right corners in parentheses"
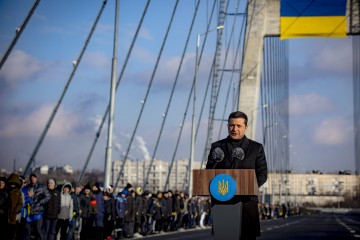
top-left (192, 169), bottom-right (259, 240)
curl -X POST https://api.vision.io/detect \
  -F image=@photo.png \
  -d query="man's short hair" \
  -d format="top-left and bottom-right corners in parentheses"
top-left (228, 111), bottom-right (248, 126)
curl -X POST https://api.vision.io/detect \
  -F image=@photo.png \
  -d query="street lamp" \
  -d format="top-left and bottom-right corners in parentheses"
top-left (189, 25), bottom-right (224, 197)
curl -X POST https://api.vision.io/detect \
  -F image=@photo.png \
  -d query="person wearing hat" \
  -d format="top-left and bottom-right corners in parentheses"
top-left (68, 182), bottom-right (82, 240)
top-left (151, 191), bottom-right (163, 233)
top-left (161, 191), bottom-right (171, 232)
top-left (143, 190), bottom-right (153, 235)
top-left (114, 189), bottom-right (127, 239)
top-left (134, 187), bottom-right (145, 237)
top-left (56, 182), bottom-right (73, 240)
top-left (43, 179), bottom-right (61, 240)
top-left (79, 184), bottom-right (92, 240)
top-left (26, 174), bottom-right (51, 240)
top-left (125, 183), bottom-right (133, 192)
top-left (90, 182), bottom-right (105, 239)
top-left (103, 189), bottom-right (115, 240)
top-left (6, 173), bottom-right (24, 239)
top-left (124, 190), bottom-right (136, 238)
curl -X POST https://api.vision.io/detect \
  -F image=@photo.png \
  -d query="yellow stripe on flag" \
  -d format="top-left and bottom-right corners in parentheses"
top-left (280, 16), bottom-right (347, 40)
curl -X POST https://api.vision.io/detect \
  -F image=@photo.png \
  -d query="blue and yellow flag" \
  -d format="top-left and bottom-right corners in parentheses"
top-left (280, 0), bottom-right (347, 39)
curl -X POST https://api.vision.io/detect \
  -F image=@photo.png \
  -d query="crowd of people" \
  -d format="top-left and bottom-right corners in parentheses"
top-left (0, 172), bottom-right (213, 240)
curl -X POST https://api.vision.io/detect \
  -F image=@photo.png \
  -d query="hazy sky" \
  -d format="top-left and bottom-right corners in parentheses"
top-left (0, 1), bottom-right (355, 174)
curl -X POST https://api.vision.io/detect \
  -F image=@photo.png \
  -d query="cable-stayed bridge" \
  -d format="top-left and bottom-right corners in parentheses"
top-left (0, 0), bottom-right (359, 195)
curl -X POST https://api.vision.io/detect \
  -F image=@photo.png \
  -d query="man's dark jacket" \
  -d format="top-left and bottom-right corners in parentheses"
top-left (206, 135), bottom-right (267, 201)
top-left (44, 188), bottom-right (61, 219)
top-left (206, 135), bottom-right (267, 237)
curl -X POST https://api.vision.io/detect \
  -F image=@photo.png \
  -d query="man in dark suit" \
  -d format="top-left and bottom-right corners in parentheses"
top-left (206, 111), bottom-right (267, 239)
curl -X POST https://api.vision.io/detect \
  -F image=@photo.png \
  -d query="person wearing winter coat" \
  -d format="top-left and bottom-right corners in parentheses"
top-left (151, 191), bottom-right (163, 233)
top-left (56, 183), bottom-right (73, 240)
top-left (103, 190), bottom-right (115, 239)
top-left (90, 182), bottom-right (105, 240)
top-left (134, 187), bottom-right (145, 237)
top-left (0, 176), bottom-right (9, 233)
top-left (79, 184), bottom-right (92, 240)
top-left (28, 174), bottom-right (51, 240)
top-left (67, 183), bottom-right (81, 240)
top-left (115, 189), bottom-right (127, 239)
top-left (43, 178), bottom-right (61, 240)
top-left (161, 191), bottom-right (171, 232)
top-left (7, 173), bottom-right (24, 240)
top-left (124, 190), bottom-right (136, 238)
top-left (18, 187), bottom-right (34, 240)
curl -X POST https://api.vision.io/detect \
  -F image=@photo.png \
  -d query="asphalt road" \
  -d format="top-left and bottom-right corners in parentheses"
top-left (142, 212), bottom-right (360, 240)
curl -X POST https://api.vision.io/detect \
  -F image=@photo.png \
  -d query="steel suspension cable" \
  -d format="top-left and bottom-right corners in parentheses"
top-left (0, 0), bottom-right (41, 71)
top-left (162, 0), bottom-right (201, 191)
top-left (115, 0), bottom-right (180, 190)
top-left (181, 0), bottom-right (219, 190)
top-left (24, 0), bottom-right (108, 176)
top-left (78, 0), bottom-right (151, 184)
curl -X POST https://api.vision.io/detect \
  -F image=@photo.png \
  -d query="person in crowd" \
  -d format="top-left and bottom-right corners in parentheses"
top-left (79, 184), bottom-right (92, 240)
top-left (28, 174), bottom-right (51, 240)
top-left (43, 178), bottom-right (61, 240)
top-left (134, 187), bottom-right (144, 238)
top-left (142, 190), bottom-right (152, 235)
top-left (18, 186), bottom-right (34, 240)
top-left (67, 183), bottom-right (81, 240)
top-left (0, 176), bottom-right (9, 232)
top-left (106, 185), bottom-right (115, 199)
top-left (115, 189), bottom-right (127, 239)
top-left (167, 190), bottom-right (177, 231)
top-left (161, 191), bottom-right (170, 232)
top-left (206, 111), bottom-right (268, 239)
top-left (103, 189), bottom-right (115, 240)
top-left (199, 197), bottom-right (211, 228)
top-left (181, 192), bottom-right (190, 229)
top-left (204, 197), bottom-right (212, 226)
top-left (57, 182), bottom-right (73, 240)
top-left (7, 173), bottom-right (24, 240)
top-left (176, 191), bottom-right (185, 230)
top-left (188, 196), bottom-right (198, 229)
top-left (124, 183), bottom-right (133, 193)
top-left (150, 191), bottom-right (162, 234)
top-left (90, 182), bottom-right (105, 240)
top-left (172, 190), bottom-right (180, 231)
top-left (124, 190), bottom-right (135, 238)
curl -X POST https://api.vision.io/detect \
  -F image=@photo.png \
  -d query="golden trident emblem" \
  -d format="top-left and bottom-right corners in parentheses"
top-left (218, 179), bottom-right (229, 196)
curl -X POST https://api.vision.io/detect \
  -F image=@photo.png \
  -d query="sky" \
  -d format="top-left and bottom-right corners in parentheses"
top-left (0, 1), bottom-right (355, 174)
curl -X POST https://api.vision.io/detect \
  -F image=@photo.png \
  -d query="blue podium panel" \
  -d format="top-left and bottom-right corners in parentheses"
top-left (209, 174), bottom-right (237, 201)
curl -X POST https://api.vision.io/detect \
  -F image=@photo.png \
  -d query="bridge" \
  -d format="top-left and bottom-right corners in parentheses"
top-left (1, 0), bottom-right (359, 198)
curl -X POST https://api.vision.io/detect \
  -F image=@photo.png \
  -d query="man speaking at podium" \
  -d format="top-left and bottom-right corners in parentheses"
top-left (206, 111), bottom-right (267, 239)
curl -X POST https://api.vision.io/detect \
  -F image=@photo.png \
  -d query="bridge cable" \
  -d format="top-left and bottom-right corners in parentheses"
top-left (0, 0), bottom-right (41, 71)
top-left (24, 0), bottom-right (108, 176)
top-left (160, 0), bottom-right (202, 191)
top-left (78, 0), bottom-right (152, 184)
top-left (114, 0), bottom-right (180, 190)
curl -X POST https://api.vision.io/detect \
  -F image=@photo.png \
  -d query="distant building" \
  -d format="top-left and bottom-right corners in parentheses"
top-left (112, 159), bottom-right (200, 193)
top-left (261, 172), bottom-right (360, 206)
top-left (29, 164), bottom-right (74, 176)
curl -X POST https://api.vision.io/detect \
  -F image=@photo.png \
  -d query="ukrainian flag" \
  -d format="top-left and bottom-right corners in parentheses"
top-left (280, 0), bottom-right (347, 39)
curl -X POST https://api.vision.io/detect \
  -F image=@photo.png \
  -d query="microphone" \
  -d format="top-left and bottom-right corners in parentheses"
top-left (232, 147), bottom-right (245, 161)
top-left (211, 147), bottom-right (224, 169)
